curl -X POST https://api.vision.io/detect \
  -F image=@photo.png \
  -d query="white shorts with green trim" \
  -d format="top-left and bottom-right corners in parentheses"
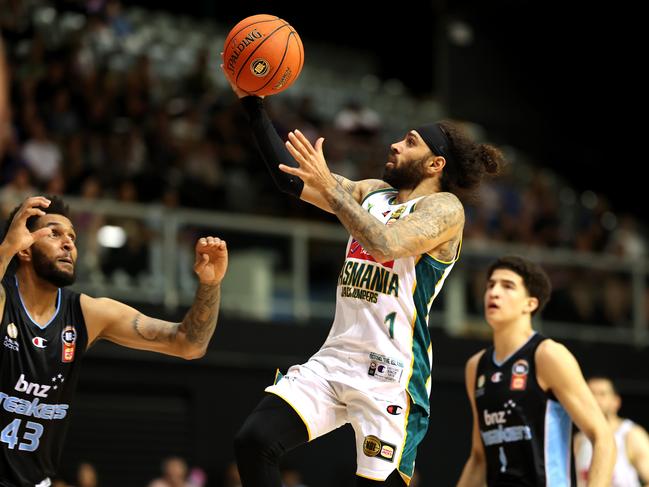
top-left (264, 363), bottom-right (428, 484)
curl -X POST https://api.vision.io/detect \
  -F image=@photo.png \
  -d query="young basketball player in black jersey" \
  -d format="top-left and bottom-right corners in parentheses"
top-left (0, 196), bottom-right (228, 487)
top-left (457, 256), bottom-right (615, 487)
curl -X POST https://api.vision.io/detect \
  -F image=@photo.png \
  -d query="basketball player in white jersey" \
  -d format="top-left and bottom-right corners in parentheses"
top-left (222, 68), bottom-right (502, 486)
top-left (575, 377), bottom-right (649, 486)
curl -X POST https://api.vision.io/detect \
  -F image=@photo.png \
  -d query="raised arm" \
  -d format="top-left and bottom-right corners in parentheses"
top-left (219, 66), bottom-right (385, 212)
top-left (536, 340), bottom-right (616, 487)
top-left (0, 196), bottom-right (54, 315)
top-left (238, 95), bottom-right (385, 212)
top-left (82, 237), bottom-right (227, 359)
top-left (282, 129), bottom-right (463, 261)
top-left (457, 351), bottom-right (487, 487)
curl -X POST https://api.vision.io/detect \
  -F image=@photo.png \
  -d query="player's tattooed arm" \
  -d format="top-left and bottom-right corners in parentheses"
top-left (300, 173), bottom-right (386, 213)
top-left (131, 283), bottom-right (220, 346)
top-left (129, 283), bottom-right (220, 353)
top-left (325, 187), bottom-right (464, 262)
top-left (178, 282), bottom-right (221, 345)
top-left (84, 236), bottom-right (226, 358)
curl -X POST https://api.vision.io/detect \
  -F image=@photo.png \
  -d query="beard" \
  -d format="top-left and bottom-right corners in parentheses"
top-left (382, 156), bottom-right (428, 190)
top-left (31, 246), bottom-right (76, 287)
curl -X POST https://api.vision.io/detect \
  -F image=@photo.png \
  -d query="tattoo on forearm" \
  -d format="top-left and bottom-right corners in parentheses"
top-left (333, 174), bottom-right (356, 195)
top-left (132, 313), bottom-right (179, 342)
top-left (179, 283), bottom-right (221, 345)
top-left (325, 180), bottom-right (392, 257)
top-left (131, 284), bottom-right (221, 349)
top-left (325, 183), bottom-right (463, 260)
top-left (391, 193), bottom-right (464, 258)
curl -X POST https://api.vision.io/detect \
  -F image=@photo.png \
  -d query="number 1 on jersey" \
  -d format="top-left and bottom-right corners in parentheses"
top-left (384, 312), bottom-right (396, 339)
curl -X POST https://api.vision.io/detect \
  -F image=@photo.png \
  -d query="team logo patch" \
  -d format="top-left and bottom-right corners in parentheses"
top-left (61, 325), bottom-right (77, 363)
top-left (477, 374), bottom-right (485, 388)
top-left (7, 322), bottom-right (18, 339)
top-left (386, 206), bottom-right (407, 225)
top-left (510, 359), bottom-right (529, 391)
top-left (512, 359), bottom-right (529, 375)
top-left (32, 337), bottom-right (47, 348)
top-left (362, 435), bottom-right (396, 462)
top-left (386, 405), bottom-right (403, 416)
top-left (250, 58), bottom-right (270, 77)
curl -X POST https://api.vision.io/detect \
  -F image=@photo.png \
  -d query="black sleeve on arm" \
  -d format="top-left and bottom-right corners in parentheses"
top-left (240, 96), bottom-right (304, 198)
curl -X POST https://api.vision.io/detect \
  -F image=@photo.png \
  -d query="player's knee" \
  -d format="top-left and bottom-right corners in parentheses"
top-left (234, 419), bottom-right (281, 461)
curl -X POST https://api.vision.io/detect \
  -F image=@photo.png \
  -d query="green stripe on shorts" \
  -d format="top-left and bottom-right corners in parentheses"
top-left (398, 404), bottom-right (429, 479)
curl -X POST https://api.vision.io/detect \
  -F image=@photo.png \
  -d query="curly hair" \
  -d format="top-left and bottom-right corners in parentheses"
top-left (438, 120), bottom-right (504, 201)
top-left (487, 255), bottom-right (552, 316)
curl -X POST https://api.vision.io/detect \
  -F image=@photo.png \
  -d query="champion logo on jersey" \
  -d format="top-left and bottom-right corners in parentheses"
top-left (347, 239), bottom-right (394, 269)
top-left (491, 372), bottom-right (503, 383)
top-left (32, 336), bottom-right (47, 348)
top-left (386, 405), bottom-right (403, 415)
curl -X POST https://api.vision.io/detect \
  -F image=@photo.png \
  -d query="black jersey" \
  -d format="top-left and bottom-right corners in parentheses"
top-left (474, 333), bottom-right (572, 486)
top-left (0, 276), bottom-right (88, 487)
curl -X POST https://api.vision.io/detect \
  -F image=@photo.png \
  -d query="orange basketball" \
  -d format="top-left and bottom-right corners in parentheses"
top-left (223, 14), bottom-right (304, 97)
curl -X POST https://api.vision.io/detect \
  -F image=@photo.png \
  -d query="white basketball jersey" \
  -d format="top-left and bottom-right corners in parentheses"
top-left (305, 189), bottom-right (460, 413)
top-left (575, 419), bottom-right (641, 487)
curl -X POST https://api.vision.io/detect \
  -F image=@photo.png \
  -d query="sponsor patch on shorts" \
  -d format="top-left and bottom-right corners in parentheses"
top-left (362, 435), bottom-right (396, 462)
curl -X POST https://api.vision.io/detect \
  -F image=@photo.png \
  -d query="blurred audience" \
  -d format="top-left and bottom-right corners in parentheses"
top-left (148, 456), bottom-right (191, 487)
top-left (0, 1), bottom-right (646, 329)
top-left (76, 462), bottom-right (98, 487)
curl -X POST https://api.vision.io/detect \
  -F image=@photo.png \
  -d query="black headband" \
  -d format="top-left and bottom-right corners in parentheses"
top-left (414, 123), bottom-right (455, 167)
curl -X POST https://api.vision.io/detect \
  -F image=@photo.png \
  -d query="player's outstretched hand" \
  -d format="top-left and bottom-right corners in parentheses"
top-left (219, 54), bottom-right (263, 99)
top-left (193, 237), bottom-right (228, 286)
top-left (281, 129), bottom-right (337, 193)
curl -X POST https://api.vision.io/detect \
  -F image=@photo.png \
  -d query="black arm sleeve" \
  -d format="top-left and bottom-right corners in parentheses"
top-left (240, 96), bottom-right (304, 198)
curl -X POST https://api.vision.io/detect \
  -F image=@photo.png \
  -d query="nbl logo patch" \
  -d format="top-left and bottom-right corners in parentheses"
top-left (362, 435), bottom-right (396, 462)
top-left (61, 325), bottom-right (77, 363)
top-left (510, 359), bottom-right (529, 391)
top-left (250, 58), bottom-right (270, 77)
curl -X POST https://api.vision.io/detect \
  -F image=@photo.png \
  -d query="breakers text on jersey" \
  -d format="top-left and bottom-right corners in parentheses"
top-left (338, 261), bottom-right (399, 304)
top-left (1, 374), bottom-right (69, 420)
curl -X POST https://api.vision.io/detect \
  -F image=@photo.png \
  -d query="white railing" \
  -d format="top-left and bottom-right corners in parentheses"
top-left (3, 193), bottom-right (646, 346)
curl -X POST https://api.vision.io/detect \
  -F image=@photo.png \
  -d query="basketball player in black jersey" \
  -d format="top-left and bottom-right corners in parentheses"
top-left (0, 196), bottom-right (228, 487)
top-left (457, 256), bottom-right (615, 487)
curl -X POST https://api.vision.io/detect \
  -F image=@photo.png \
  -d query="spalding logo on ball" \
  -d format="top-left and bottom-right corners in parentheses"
top-left (223, 14), bottom-right (304, 96)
